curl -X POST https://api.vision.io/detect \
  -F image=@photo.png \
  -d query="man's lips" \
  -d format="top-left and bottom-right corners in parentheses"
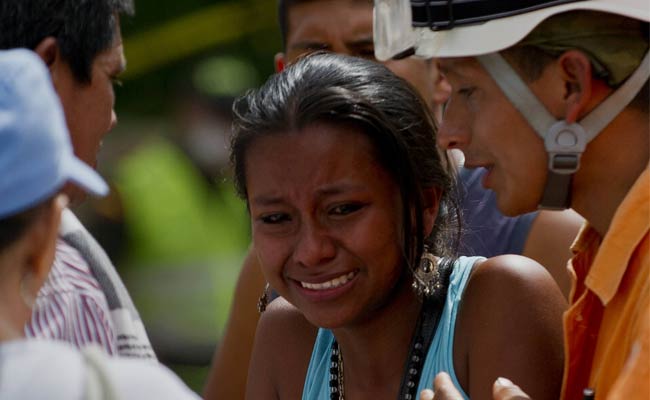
top-left (481, 166), bottom-right (494, 189)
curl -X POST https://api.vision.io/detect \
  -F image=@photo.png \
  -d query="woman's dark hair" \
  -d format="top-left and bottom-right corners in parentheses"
top-left (230, 52), bottom-right (461, 301)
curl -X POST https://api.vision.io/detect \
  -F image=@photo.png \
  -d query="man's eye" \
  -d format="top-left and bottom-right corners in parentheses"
top-left (330, 203), bottom-right (363, 216)
top-left (260, 213), bottom-right (290, 224)
top-left (458, 87), bottom-right (476, 98)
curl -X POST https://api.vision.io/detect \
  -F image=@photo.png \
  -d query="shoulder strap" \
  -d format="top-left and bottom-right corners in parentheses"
top-left (397, 297), bottom-right (444, 399)
top-left (61, 209), bottom-right (156, 360)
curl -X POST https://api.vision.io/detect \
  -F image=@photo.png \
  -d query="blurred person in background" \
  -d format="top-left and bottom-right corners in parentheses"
top-left (107, 60), bottom-right (252, 369)
top-left (203, 1), bottom-right (582, 398)
top-left (0, 0), bottom-right (156, 359)
top-left (0, 48), bottom-right (199, 400)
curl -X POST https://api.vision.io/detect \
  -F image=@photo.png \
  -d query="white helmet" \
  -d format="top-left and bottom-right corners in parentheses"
top-left (374, 0), bottom-right (650, 209)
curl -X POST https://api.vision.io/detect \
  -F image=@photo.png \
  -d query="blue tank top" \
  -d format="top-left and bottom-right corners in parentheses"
top-left (301, 256), bottom-right (482, 399)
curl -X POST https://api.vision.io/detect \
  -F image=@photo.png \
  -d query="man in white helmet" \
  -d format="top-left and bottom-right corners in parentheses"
top-left (374, 0), bottom-right (649, 399)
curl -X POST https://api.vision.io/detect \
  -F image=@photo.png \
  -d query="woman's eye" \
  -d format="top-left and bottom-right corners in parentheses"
top-left (330, 203), bottom-right (363, 216)
top-left (259, 213), bottom-right (290, 224)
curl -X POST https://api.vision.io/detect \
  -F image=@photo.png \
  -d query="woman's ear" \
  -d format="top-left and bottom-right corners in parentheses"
top-left (422, 188), bottom-right (443, 237)
top-left (26, 194), bottom-right (67, 283)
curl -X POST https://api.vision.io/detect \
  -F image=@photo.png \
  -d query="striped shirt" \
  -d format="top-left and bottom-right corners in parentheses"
top-left (25, 238), bottom-right (118, 355)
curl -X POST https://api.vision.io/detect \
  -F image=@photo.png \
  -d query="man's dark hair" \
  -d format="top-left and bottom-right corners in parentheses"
top-left (0, 0), bottom-right (134, 84)
top-left (231, 52), bottom-right (462, 302)
top-left (502, 11), bottom-right (649, 112)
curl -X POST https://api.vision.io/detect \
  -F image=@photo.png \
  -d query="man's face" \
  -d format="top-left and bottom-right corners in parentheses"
top-left (436, 57), bottom-right (549, 215)
top-left (52, 24), bottom-right (125, 203)
top-left (279, 0), bottom-right (446, 111)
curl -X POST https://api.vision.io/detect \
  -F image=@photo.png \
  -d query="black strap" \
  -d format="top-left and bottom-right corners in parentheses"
top-left (411, 0), bottom-right (587, 30)
top-left (396, 297), bottom-right (444, 399)
top-left (539, 171), bottom-right (573, 210)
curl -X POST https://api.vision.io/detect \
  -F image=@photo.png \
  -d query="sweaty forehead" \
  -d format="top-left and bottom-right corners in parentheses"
top-left (286, 0), bottom-right (373, 48)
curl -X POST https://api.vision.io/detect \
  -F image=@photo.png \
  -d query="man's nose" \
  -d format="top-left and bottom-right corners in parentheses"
top-left (436, 105), bottom-right (469, 151)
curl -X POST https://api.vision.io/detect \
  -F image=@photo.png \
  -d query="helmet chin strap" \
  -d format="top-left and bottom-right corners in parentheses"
top-left (477, 50), bottom-right (650, 210)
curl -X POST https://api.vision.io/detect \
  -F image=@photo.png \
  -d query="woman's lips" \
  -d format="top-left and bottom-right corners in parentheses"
top-left (299, 271), bottom-right (357, 290)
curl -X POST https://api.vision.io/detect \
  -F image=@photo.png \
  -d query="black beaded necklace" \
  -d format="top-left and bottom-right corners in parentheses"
top-left (328, 297), bottom-right (442, 400)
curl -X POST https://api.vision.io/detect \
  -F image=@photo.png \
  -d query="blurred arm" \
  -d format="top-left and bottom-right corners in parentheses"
top-left (203, 248), bottom-right (266, 400)
top-left (523, 209), bottom-right (584, 298)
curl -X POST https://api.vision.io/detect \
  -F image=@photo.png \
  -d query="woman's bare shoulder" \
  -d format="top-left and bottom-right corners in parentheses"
top-left (470, 254), bottom-right (563, 290)
top-left (246, 297), bottom-right (318, 399)
top-left (461, 254), bottom-right (567, 334)
top-left (261, 297), bottom-right (318, 346)
top-left (454, 255), bottom-right (566, 399)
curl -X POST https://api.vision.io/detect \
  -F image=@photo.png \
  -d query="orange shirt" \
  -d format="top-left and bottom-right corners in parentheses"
top-left (561, 167), bottom-right (649, 400)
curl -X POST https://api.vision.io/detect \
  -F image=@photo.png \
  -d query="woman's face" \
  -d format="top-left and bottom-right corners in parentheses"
top-left (245, 123), bottom-right (406, 328)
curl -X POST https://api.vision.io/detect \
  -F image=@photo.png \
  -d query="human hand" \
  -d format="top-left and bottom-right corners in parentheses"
top-left (419, 374), bottom-right (531, 400)
top-left (492, 377), bottom-right (531, 400)
top-left (419, 372), bottom-right (464, 400)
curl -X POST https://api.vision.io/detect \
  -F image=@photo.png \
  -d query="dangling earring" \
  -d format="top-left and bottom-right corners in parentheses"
top-left (20, 274), bottom-right (36, 309)
top-left (257, 283), bottom-right (270, 313)
top-left (412, 245), bottom-right (442, 298)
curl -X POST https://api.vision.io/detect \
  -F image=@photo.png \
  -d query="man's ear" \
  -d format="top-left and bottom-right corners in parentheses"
top-left (557, 50), bottom-right (611, 124)
top-left (33, 36), bottom-right (70, 93)
top-left (422, 188), bottom-right (443, 237)
top-left (274, 53), bottom-right (286, 73)
top-left (33, 37), bottom-right (59, 69)
top-left (26, 194), bottom-right (67, 282)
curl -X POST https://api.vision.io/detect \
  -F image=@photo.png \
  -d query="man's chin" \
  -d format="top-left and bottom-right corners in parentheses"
top-left (495, 191), bottom-right (539, 217)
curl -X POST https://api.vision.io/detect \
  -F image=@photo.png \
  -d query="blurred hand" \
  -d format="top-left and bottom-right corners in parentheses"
top-left (420, 372), bottom-right (465, 400)
top-left (492, 377), bottom-right (531, 400)
top-left (420, 373), bottom-right (532, 400)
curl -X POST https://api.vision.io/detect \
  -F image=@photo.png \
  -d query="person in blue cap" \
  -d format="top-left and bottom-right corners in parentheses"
top-left (0, 48), bottom-right (199, 400)
top-left (0, 0), bottom-right (155, 359)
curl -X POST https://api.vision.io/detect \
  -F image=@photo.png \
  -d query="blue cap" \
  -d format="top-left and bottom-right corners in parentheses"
top-left (0, 49), bottom-right (109, 219)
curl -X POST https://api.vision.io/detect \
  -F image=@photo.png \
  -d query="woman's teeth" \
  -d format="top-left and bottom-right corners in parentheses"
top-left (300, 271), bottom-right (356, 290)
